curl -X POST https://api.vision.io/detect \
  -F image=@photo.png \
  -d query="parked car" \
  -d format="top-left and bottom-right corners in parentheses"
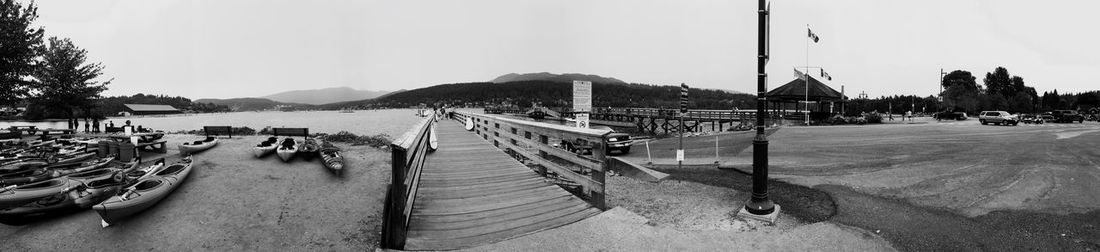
top-left (1019, 114), bottom-right (1043, 124)
top-left (592, 126), bottom-right (632, 154)
top-left (1051, 110), bottom-right (1085, 123)
top-left (979, 111), bottom-right (1018, 126)
top-left (557, 126), bottom-right (632, 155)
top-left (935, 111), bottom-right (968, 121)
top-left (1041, 113), bottom-right (1055, 123)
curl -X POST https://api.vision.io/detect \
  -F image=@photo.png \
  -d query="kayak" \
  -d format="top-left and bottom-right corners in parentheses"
top-left (0, 156), bottom-right (122, 186)
top-left (319, 141), bottom-right (344, 177)
top-left (178, 137), bottom-right (218, 155)
top-left (252, 137), bottom-right (277, 158)
top-left (94, 157), bottom-right (194, 227)
top-left (0, 159), bottom-right (48, 174)
top-left (50, 152), bottom-right (96, 167)
top-left (0, 159), bottom-right (157, 224)
top-left (276, 138), bottom-right (297, 162)
top-left (299, 138), bottom-right (319, 159)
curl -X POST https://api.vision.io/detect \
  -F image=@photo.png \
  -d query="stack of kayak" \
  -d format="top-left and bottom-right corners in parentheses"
top-left (0, 158), bottom-right (147, 223)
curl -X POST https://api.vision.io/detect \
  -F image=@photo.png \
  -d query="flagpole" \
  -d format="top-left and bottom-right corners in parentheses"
top-left (805, 24), bottom-right (810, 126)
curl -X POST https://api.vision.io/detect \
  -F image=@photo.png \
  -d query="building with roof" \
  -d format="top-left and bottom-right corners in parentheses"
top-left (765, 76), bottom-right (848, 117)
top-left (123, 104), bottom-right (181, 115)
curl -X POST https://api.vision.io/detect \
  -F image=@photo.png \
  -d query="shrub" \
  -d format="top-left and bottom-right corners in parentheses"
top-left (321, 131), bottom-right (391, 149)
top-left (864, 112), bottom-right (883, 124)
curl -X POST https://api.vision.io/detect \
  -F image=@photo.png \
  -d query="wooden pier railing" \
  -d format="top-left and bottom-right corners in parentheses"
top-left (381, 112), bottom-right (436, 249)
top-left (452, 111), bottom-right (610, 209)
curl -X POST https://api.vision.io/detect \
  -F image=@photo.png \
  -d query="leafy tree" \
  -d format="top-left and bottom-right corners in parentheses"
top-left (940, 70), bottom-right (981, 112)
top-left (29, 37), bottom-right (111, 119)
top-left (983, 67), bottom-right (1013, 96)
top-left (0, 0), bottom-right (44, 107)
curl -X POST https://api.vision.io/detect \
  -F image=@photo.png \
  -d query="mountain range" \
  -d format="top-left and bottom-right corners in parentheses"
top-left (490, 72), bottom-right (626, 84)
top-left (261, 87), bottom-right (390, 105)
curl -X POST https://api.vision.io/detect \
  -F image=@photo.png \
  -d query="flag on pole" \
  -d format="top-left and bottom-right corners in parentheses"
top-left (820, 68), bottom-right (832, 81)
top-left (808, 28), bottom-right (820, 43)
top-left (794, 68), bottom-right (807, 81)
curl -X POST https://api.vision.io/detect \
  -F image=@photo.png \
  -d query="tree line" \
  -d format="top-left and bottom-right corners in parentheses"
top-left (938, 66), bottom-right (1097, 114)
top-left (330, 80), bottom-right (757, 110)
top-left (1, 1), bottom-right (112, 120)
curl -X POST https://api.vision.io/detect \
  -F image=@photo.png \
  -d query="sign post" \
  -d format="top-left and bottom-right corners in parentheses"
top-left (573, 81), bottom-right (592, 129)
top-left (679, 83), bottom-right (689, 169)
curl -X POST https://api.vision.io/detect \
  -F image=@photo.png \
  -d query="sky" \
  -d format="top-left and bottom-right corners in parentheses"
top-left (29, 0), bottom-right (1100, 99)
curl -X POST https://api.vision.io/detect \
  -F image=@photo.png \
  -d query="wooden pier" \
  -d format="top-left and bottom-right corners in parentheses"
top-left (382, 112), bottom-right (608, 250)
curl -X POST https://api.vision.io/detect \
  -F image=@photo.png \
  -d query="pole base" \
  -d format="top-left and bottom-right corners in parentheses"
top-left (738, 204), bottom-right (780, 224)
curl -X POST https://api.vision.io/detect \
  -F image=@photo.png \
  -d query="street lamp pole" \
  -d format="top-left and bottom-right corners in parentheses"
top-left (743, 0), bottom-right (777, 219)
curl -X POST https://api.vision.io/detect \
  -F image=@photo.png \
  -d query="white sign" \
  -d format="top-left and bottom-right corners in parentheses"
top-left (573, 81), bottom-right (592, 128)
top-left (676, 149), bottom-right (684, 161)
top-left (575, 113), bottom-right (589, 128)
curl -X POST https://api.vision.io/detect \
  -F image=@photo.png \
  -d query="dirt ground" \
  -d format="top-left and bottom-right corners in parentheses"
top-left (0, 135), bottom-right (390, 251)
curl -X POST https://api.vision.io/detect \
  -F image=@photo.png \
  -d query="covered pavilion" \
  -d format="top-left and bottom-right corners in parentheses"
top-left (764, 76), bottom-right (848, 116)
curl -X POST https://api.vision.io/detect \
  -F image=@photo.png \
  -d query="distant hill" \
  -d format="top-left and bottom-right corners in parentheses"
top-left (262, 87), bottom-right (390, 105)
top-left (490, 72), bottom-right (626, 84)
top-left (194, 98), bottom-right (312, 111)
top-left (320, 80), bottom-right (756, 110)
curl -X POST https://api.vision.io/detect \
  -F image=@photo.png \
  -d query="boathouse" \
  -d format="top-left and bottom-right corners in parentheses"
top-left (123, 104), bottom-right (182, 115)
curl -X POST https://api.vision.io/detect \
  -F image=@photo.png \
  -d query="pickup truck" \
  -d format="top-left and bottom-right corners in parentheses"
top-left (1051, 110), bottom-right (1085, 123)
top-left (558, 126), bottom-right (632, 155)
top-left (979, 111), bottom-right (1018, 126)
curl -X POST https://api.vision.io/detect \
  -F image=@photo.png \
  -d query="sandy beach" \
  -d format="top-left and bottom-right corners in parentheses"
top-left (0, 134), bottom-right (390, 251)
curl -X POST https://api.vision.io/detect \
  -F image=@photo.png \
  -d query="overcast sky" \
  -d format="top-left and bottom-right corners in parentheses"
top-left (31, 0), bottom-right (1100, 99)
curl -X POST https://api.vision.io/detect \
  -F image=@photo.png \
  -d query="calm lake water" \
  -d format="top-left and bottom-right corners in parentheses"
top-left (0, 109), bottom-right (474, 137)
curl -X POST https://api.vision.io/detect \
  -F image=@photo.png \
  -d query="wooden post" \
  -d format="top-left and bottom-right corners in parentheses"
top-left (538, 135), bottom-right (549, 176)
top-left (590, 139), bottom-right (608, 210)
top-left (382, 144), bottom-right (409, 249)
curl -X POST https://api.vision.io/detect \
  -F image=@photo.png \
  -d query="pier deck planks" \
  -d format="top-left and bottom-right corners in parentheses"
top-left (403, 120), bottom-right (600, 251)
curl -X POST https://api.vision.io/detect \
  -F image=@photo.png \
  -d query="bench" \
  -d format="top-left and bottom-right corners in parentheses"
top-left (9, 126), bottom-right (36, 135)
top-left (272, 127), bottom-right (309, 137)
top-left (135, 139), bottom-right (168, 153)
top-left (204, 126), bottom-right (233, 138)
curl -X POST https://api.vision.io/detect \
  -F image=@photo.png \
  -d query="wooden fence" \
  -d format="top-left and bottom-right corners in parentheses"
top-left (452, 111), bottom-right (610, 209)
top-left (381, 112), bottom-right (436, 249)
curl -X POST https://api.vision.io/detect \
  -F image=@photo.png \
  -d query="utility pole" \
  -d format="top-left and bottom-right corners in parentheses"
top-left (741, 0), bottom-right (778, 222)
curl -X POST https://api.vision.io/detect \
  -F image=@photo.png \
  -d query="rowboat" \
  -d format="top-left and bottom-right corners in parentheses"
top-left (178, 137), bottom-right (218, 155)
top-left (252, 137), bottom-right (278, 158)
top-left (319, 141), bottom-right (343, 177)
top-left (276, 138), bottom-right (297, 162)
top-left (94, 157), bottom-right (194, 227)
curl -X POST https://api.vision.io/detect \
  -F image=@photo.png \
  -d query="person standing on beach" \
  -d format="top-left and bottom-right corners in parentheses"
top-left (84, 118), bottom-right (90, 133)
top-left (93, 118), bottom-right (100, 133)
